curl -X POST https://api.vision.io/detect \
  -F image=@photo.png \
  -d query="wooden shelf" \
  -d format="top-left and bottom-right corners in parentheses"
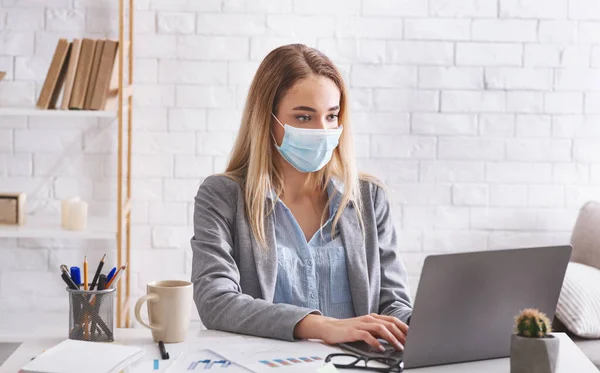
top-left (0, 0), bottom-right (136, 327)
top-left (0, 216), bottom-right (115, 240)
top-left (0, 107), bottom-right (116, 118)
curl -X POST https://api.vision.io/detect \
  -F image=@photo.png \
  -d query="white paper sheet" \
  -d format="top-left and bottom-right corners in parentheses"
top-left (164, 350), bottom-right (252, 373)
top-left (129, 337), bottom-right (248, 373)
top-left (211, 339), bottom-right (342, 373)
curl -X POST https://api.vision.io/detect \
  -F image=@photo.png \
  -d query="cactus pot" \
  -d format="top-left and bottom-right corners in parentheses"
top-left (510, 334), bottom-right (559, 373)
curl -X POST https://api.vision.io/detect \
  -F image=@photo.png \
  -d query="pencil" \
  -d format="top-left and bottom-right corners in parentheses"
top-left (106, 264), bottom-right (127, 289)
top-left (83, 256), bottom-right (89, 340)
top-left (89, 254), bottom-right (106, 291)
top-left (83, 256), bottom-right (88, 290)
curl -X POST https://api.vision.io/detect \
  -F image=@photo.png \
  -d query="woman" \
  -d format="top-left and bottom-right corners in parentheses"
top-left (191, 44), bottom-right (412, 352)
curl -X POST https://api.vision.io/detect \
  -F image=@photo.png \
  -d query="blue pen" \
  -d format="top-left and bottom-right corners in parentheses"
top-left (70, 266), bottom-right (82, 286)
top-left (106, 267), bottom-right (117, 283)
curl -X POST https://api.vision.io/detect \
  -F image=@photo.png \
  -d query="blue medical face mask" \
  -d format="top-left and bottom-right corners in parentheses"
top-left (271, 113), bottom-right (343, 173)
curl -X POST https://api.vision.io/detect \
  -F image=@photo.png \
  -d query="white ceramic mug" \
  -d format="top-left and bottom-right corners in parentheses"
top-left (134, 280), bottom-right (193, 343)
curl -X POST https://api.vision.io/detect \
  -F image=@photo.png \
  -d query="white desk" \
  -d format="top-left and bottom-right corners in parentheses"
top-left (0, 315), bottom-right (597, 373)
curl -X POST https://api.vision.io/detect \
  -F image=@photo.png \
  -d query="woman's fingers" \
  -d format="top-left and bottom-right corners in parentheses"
top-left (369, 313), bottom-right (409, 334)
top-left (316, 315), bottom-right (409, 352)
top-left (352, 330), bottom-right (386, 352)
top-left (365, 315), bottom-right (406, 349)
top-left (363, 317), bottom-right (406, 346)
top-left (359, 322), bottom-right (403, 351)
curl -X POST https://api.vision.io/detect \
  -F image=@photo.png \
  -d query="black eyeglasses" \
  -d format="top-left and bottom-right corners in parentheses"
top-left (325, 353), bottom-right (403, 373)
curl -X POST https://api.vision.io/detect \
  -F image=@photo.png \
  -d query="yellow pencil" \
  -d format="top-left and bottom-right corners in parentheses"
top-left (83, 256), bottom-right (88, 290)
top-left (83, 256), bottom-right (89, 340)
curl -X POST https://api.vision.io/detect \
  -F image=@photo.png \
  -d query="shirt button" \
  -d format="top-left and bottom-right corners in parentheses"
top-left (311, 293), bottom-right (316, 299)
top-left (307, 260), bottom-right (313, 266)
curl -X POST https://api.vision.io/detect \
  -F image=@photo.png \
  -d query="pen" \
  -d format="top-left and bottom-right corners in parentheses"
top-left (106, 264), bottom-right (127, 289)
top-left (62, 265), bottom-right (83, 334)
top-left (106, 267), bottom-right (117, 283)
top-left (67, 266), bottom-right (83, 325)
top-left (61, 265), bottom-right (84, 340)
top-left (70, 266), bottom-right (81, 287)
top-left (98, 274), bottom-right (107, 291)
top-left (89, 254), bottom-right (106, 291)
top-left (158, 341), bottom-right (170, 360)
top-left (60, 266), bottom-right (79, 290)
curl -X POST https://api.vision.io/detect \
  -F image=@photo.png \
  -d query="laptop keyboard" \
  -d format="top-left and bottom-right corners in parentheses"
top-left (342, 340), bottom-right (404, 361)
top-left (376, 343), bottom-right (404, 361)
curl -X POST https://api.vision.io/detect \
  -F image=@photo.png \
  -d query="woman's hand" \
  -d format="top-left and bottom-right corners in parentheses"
top-left (294, 313), bottom-right (408, 352)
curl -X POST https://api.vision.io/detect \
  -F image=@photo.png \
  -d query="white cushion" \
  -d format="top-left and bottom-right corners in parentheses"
top-left (556, 262), bottom-right (600, 338)
top-left (571, 201), bottom-right (600, 270)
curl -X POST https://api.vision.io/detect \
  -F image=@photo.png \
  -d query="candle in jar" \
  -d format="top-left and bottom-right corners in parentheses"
top-left (68, 200), bottom-right (87, 231)
top-left (61, 196), bottom-right (80, 229)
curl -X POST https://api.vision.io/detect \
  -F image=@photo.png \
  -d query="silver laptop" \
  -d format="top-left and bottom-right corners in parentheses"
top-left (341, 245), bottom-right (572, 369)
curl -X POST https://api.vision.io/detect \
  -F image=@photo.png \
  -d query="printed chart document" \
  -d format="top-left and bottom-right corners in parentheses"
top-left (164, 349), bottom-right (251, 372)
top-left (211, 338), bottom-right (342, 373)
top-left (130, 336), bottom-right (247, 373)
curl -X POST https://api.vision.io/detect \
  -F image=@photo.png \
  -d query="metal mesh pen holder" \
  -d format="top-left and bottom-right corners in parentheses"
top-left (67, 286), bottom-right (115, 342)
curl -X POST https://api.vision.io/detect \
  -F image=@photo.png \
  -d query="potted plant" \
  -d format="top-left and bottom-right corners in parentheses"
top-left (510, 308), bottom-right (559, 373)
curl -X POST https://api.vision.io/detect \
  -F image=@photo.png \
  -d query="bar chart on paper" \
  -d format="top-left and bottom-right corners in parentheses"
top-left (188, 358), bottom-right (231, 370)
top-left (165, 350), bottom-right (252, 372)
top-left (260, 356), bottom-right (324, 368)
top-left (130, 337), bottom-right (251, 373)
top-left (212, 340), bottom-right (340, 373)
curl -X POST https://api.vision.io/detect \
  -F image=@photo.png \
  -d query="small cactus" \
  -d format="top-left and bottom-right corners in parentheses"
top-left (514, 308), bottom-right (552, 338)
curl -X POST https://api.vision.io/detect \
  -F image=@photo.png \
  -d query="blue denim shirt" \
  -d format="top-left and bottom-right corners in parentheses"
top-left (271, 180), bottom-right (356, 319)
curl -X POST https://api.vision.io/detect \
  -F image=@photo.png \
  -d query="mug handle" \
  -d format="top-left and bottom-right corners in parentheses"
top-left (134, 293), bottom-right (161, 331)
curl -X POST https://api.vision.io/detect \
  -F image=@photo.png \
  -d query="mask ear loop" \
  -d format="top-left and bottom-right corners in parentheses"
top-left (270, 113), bottom-right (285, 147)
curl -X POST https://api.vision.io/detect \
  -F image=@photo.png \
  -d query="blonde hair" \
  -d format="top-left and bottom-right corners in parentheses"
top-left (225, 44), bottom-right (364, 248)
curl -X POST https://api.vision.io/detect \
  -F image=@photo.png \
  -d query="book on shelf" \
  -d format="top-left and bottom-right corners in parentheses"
top-left (35, 37), bottom-right (120, 112)
top-left (91, 40), bottom-right (119, 111)
top-left (36, 38), bottom-right (71, 110)
top-left (83, 39), bottom-right (105, 109)
top-left (60, 39), bottom-right (82, 110)
top-left (70, 38), bottom-right (96, 110)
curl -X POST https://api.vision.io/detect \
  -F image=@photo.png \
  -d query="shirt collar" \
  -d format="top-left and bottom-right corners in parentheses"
top-left (266, 178), bottom-right (345, 203)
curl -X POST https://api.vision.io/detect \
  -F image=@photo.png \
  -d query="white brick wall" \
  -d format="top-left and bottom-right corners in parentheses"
top-left (485, 68), bottom-right (553, 90)
top-left (569, 0), bottom-right (600, 20)
top-left (539, 21), bottom-right (578, 43)
top-left (456, 43), bottom-right (523, 66)
top-left (419, 67), bottom-right (483, 89)
top-left (545, 92), bottom-right (584, 114)
top-left (387, 41), bottom-right (454, 65)
top-left (429, 0), bottom-right (497, 17)
top-left (472, 20), bottom-right (537, 42)
top-left (524, 45), bottom-right (560, 67)
top-left (507, 92), bottom-right (544, 113)
top-left (592, 46), bottom-right (600, 67)
top-left (515, 115), bottom-right (551, 137)
top-left (411, 114), bottom-right (478, 135)
top-left (441, 91), bottom-right (506, 112)
top-left (499, 0), bottom-right (568, 19)
top-left (404, 19), bottom-right (471, 41)
top-left (157, 12), bottom-right (196, 34)
top-left (1, 0), bottom-right (599, 316)
top-left (479, 114), bottom-right (515, 136)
